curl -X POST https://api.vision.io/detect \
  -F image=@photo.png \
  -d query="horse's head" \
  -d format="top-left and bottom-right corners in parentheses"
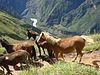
top-left (0, 39), bottom-right (5, 43)
top-left (37, 31), bottom-right (58, 45)
top-left (37, 32), bottom-right (47, 44)
top-left (0, 39), bottom-right (10, 45)
top-left (27, 28), bottom-right (32, 31)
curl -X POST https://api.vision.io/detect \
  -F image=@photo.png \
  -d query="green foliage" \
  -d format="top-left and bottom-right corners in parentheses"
top-left (0, 10), bottom-right (41, 41)
top-left (84, 34), bottom-right (100, 52)
top-left (0, 46), bottom-right (6, 53)
top-left (0, 11), bottom-right (27, 40)
top-left (19, 61), bottom-right (100, 75)
top-left (67, 3), bottom-right (100, 34)
top-left (37, 0), bottom-right (100, 35)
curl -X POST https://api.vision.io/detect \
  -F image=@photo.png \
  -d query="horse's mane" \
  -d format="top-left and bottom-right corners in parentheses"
top-left (41, 32), bottom-right (61, 45)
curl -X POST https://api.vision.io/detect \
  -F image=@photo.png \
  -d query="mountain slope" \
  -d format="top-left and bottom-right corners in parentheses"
top-left (0, 0), bottom-right (100, 36)
top-left (61, 0), bottom-right (100, 34)
top-left (0, 10), bottom-right (41, 41)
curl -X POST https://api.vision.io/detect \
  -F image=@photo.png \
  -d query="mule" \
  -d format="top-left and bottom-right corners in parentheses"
top-left (37, 32), bottom-right (86, 63)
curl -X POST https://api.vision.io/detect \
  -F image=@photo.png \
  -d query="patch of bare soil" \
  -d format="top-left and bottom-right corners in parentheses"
top-left (1, 50), bottom-right (100, 75)
top-left (65, 50), bottom-right (100, 68)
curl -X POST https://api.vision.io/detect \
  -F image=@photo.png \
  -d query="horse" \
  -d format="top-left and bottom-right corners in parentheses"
top-left (37, 32), bottom-right (86, 63)
top-left (0, 39), bottom-right (36, 60)
top-left (26, 28), bottom-right (46, 57)
top-left (27, 28), bottom-right (39, 40)
top-left (0, 55), bottom-right (11, 74)
top-left (38, 41), bottom-right (55, 58)
top-left (0, 50), bottom-right (31, 74)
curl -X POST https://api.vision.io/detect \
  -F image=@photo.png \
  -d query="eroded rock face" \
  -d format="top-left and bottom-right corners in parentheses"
top-left (0, 0), bottom-right (100, 35)
top-left (0, 0), bottom-right (85, 20)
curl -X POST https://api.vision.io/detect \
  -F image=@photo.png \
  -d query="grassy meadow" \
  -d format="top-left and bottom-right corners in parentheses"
top-left (0, 33), bottom-right (100, 75)
top-left (19, 34), bottom-right (100, 75)
top-left (19, 61), bottom-right (100, 75)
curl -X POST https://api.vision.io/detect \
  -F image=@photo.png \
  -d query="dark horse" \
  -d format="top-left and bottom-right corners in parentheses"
top-left (0, 55), bottom-right (11, 74)
top-left (27, 28), bottom-right (39, 40)
top-left (0, 50), bottom-right (31, 74)
top-left (0, 39), bottom-right (36, 60)
top-left (27, 28), bottom-right (46, 57)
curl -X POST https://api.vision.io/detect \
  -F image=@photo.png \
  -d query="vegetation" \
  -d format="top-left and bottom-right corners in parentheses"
top-left (0, 0), bottom-right (100, 36)
top-left (19, 61), bottom-right (100, 75)
top-left (0, 0), bottom-right (100, 75)
top-left (0, 10), bottom-right (27, 41)
top-left (0, 10), bottom-right (41, 43)
top-left (84, 34), bottom-right (100, 52)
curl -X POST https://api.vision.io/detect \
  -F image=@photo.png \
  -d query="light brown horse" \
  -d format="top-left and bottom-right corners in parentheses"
top-left (37, 32), bottom-right (86, 63)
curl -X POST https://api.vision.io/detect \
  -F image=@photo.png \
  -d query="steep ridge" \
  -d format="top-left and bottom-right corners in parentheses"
top-left (0, 10), bottom-right (41, 41)
top-left (0, 0), bottom-right (100, 36)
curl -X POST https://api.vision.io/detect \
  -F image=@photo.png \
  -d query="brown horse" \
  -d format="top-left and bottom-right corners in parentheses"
top-left (26, 28), bottom-right (47, 57)
top-left (0, 50), bottom-right (31, 74)
top-left (0, 55), bottom-right (11, 74)
top-left (27, 28), bottom-right (39, 40)
top-left (39, 41), bottom-right (55, 58)
top-left (0, 39), bottom-right (36, 60)
top-left (37, 32), bottom-right (86, 63)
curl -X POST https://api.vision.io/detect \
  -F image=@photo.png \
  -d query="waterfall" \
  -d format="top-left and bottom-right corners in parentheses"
top-left (30, 18), bottom-right (37, 27)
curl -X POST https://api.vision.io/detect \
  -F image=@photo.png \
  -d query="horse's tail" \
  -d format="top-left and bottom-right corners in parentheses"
top-left (81, 35), bottom-right (94, 43)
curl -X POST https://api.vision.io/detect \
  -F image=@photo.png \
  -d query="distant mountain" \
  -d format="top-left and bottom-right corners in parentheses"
top-left (0, 0), bottom-right (100, 36)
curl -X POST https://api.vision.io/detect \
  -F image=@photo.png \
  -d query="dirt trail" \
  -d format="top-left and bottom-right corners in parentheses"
top-left (65, 50), bottom-right (100, 68)
top-left (1, 50), bottom-right (100, 75)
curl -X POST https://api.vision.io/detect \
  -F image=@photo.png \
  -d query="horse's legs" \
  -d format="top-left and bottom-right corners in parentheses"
top-left (28, 35), bottom-right (31, 39)
top-left (74, 49), bottom-right (83, 63)
top-left (35, 41), bottom-right (42, 57)
top-left (47, 49), bottom-right (54, 58)
top-left (2, 61), bottom-right (11, 74)
top-left (42, 47), bottom-right (46, 55)
top-left (38, 45), bottom-right (42, 57)
top-left (79, 52), bottom-right (83, 63)
top-left (32, 46), bottom-right (37, 60)
top-left (72, 53), bottom-right (79, 62)
top-left (54, 51), bottom-right (59, 60)
top-left (60, 52), bottom-right (65, 61)
top-left (1, 66), bottom-right (5, 72)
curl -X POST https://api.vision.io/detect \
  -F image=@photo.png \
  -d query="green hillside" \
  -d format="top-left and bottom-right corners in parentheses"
top-left (44, 0), bottom-right (100, 35)
top-left (0, 10), bottom-right (41, 42)
top-left (0, 11), bottom-right (26, 41)
top-left (64, 0), bottom-right (100, 34)
top-left (0, 0), bottom-right (100, 37)
top-left (28, 0), bottom-right (100, 36)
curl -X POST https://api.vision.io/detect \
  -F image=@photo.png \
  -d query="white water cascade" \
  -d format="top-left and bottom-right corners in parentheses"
top-left (30, 18), bottom-right (37, 27)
